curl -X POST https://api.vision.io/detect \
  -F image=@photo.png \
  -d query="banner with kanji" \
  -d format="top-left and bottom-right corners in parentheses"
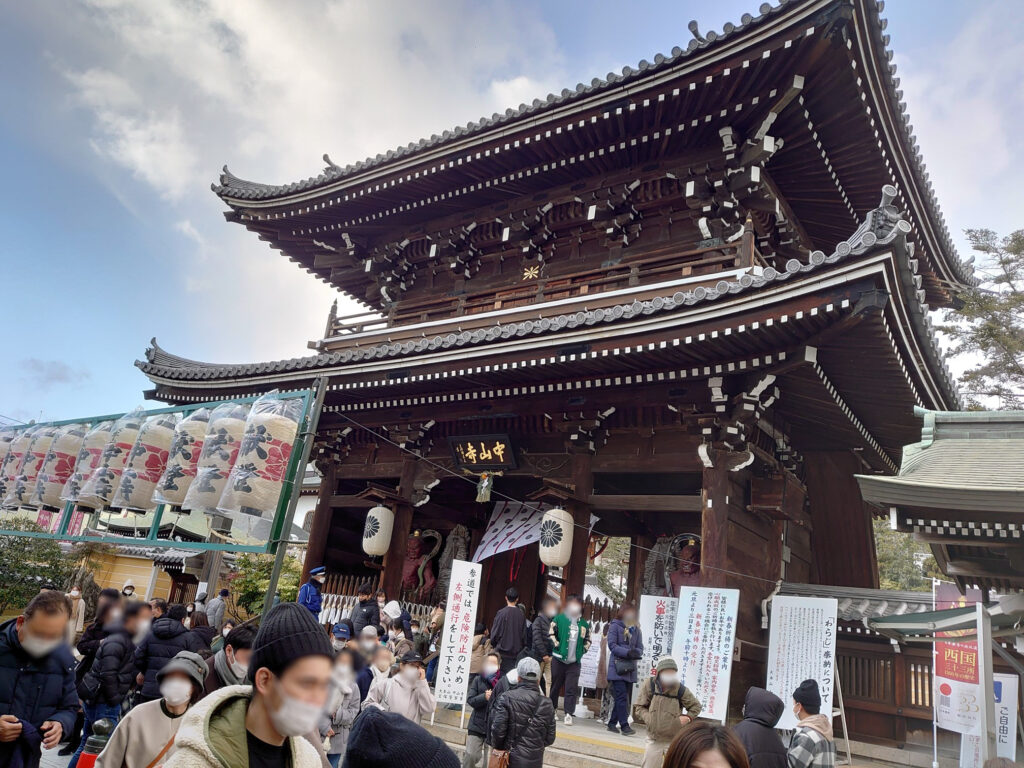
top-left (934, 582), bottom-right (984, 734)
top-left (960, 673), bottom-right (1019, 766)
top-left (671, 587), bottom-right (739, 721)
top-left (636, 594), bottom-right (678, 694)
top-left (434, 559), bottom-right (482, 707)
top-left (766, 595), bottom-right (839, 730)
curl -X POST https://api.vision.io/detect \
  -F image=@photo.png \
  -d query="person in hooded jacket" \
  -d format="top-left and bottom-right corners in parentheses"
top-left (362, 651), bottom-right (435, 725)
top-left (605, 602), bottom-right (643, 735)
top-left (787, 680), bottom-right (835, 768)
top-left (488, 657), bottom-right (555, 768)
top-left (134, 604), bottom-right (204, 703)
top-left (463, 652), bottom-right (501, 768)
top-left (732, 687), bottom-right (787, 768)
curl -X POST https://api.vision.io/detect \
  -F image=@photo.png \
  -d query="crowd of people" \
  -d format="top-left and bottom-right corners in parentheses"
top-left (6, 576), bottom-right (1008, 768)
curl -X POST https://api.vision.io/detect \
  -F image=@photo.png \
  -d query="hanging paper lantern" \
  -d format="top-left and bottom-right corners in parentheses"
top-left (78, 407), bottom-right (145, 510)
top-left (181, 402), bottom-right (250, 515)
top-left (31, 423), bottom-right (87, 509)
top-left (3, 426), bottom-right (59, 509)
top-left (62, 421), bottom-right (115, 503)
top-left (112, 413), bottom-right (180, 512)
top-left (363, 505), bottom-right (394, 556)
top-left (153, 408), bottom-right (211, 506)
top-left (0, 426), bottom-right (39, 502)
top-left (538, 507), bottom-right (574, 567)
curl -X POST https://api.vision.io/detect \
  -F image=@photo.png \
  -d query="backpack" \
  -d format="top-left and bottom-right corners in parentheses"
top-left (648, 679), bottom-right (689, 707)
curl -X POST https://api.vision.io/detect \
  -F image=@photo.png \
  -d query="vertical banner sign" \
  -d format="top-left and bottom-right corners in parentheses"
top-left (671, 587), bottom-right (740, 721)
top-left (959, 673), bottom-right (1019, 767)
top-left (434, 559), bottom-right (482, 707)
top-left (637, 595), bottom-right (679, 694)
top-left (934, 582), bottom-right (984, 734)
top-left (578, 624), bottom-right (604, 690)
top-left (766, 596), bottom-right (839, 730)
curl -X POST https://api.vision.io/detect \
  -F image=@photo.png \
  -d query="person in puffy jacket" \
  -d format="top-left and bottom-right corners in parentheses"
top-left (489, 657), bottom-right (555, 768)
top-left (732, 687), bottom-right (787, 768)
top-left (351, 583), bottom-right (380, 636)
top-left (133, 604), bottom-right (203, 702)
top-left (605, 602), bottom-right (644, 735)
top-left (464, 652), bottom-right (501, 768)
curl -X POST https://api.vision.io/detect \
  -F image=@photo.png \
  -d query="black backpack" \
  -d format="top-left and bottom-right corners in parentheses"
top-left (649, 678), bottom-right (689, 707)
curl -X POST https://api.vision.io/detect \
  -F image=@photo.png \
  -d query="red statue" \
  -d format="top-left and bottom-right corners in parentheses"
top-left (669, 539), bottom-right (702, 595)
top-left (401, 529), bottom-right (440, 602)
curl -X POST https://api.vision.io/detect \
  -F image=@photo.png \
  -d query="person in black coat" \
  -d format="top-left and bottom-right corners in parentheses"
top-left (187, 609), bottom-right (216, 649)
top-left (489, 657), bottom-right (556, 768)
top-left (464, 652), bottom-right (501, 768)
top-left (133, 604), bottom-right (203, 702)
top-left (0, 591), bottom-right (79, 768)
top-left (732, 686), bottom-right (788, 768)
top-left (489, 587), bottom-right (527, 674)
top-left (351, 583), bottom-right (381, 637)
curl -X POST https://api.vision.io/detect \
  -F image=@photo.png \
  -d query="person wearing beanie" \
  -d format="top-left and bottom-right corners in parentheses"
top-left (342, 707), bottom-right (458, 768)
top-left (363, 651), bottom-right (436, 725)
top-left (298, 567), bottom-right (327, 619)
top-left (163, 603), bottom-right (333, 768)
top-left (96, 651), bottom-right (207, 768)
top-left (633, 656), bottom-right (703, 768)
top-left (787, 679), bottom-right (835, 768)
top-left (732, 687), bottom-right (787, 768)
top-left (488, 657), bottom-right (556, 768)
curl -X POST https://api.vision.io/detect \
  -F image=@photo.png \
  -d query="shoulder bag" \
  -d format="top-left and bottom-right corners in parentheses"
top-left (488, 697), bottom-right (541, 768)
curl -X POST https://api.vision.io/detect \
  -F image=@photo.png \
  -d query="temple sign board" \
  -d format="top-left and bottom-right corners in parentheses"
top-left (449, 434), bottom-right (516, 470)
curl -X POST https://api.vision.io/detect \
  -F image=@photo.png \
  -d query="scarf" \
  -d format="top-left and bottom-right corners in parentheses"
top-left (213, 648), bottom-right (245, 687)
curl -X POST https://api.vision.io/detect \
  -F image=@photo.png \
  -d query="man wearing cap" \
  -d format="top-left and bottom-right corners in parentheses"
top-left (164, 603), bottom-right (333, 768)
top-left (331, 623), bottom-right (353, 653)
top-left (363, 651), bottom-right (436, 725)
top-left (343, 707), bottom-right (458, 768)
top-left (633, 656), bottom-right (702, 768)
top-left (96, 651), bottom-right (208, 768)
top-left (298, 567), bottom-right (327, 619)
top-left (489, 657), bottom-right (555, 768)
top-left (787, 679), bottom-right (836, 768)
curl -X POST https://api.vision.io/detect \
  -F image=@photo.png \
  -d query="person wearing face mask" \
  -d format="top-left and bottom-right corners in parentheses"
top-left (319, 648), bottom-right (361, 768)
top-left (0, 590), bottom-right (77, 768)
top-left (463, 652), bottom-right (502, 768)
top-left (633, 656), bottom-right (702, 768)
top-left (331, 623), bottom-right (352, 654)
top-left (298, 567), bottom-right (327, 619)
top-left (386, 618), bottom-right (414, 659)
top-left (203, 625), bottom-right (256, 696)
top-left (121, 580), bottom-right (137, 601)
top-left (547, 594), bottom-right (591, 726)
top-left (489, 657), bottom-right (556, 768)
top-left (786, 680), bottom-right (835, 768)
top-left (95, 651), bottom-right (207, 768)
top-left (66, 585), bottom-right (87, 644)
top-left (68, 602), bottom-right (146, 767)
top-left (134, 603), bottom-right (204, 704)
top-left (211, 620), bottom-right (235, 653)
top-left (357, 625), bottom-right (382, 662)
top-left (529, 597), bottom-right (558, 695)
top-left (363, 651), bottom-right (436, 725)
top-left (350, 584), bottom-right (379, 637)
top-left (164, 603), bottom-right (332, 768)
top-left (606, 601), bottom-right (644, 736)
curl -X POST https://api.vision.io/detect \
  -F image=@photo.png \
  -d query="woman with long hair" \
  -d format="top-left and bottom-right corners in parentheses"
top-left (188, 609), bottom-right (216, 649)
top-left (663, 722), bottom-right (750, 768)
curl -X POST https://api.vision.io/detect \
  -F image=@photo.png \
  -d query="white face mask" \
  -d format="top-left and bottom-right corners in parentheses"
top-left (160, 678), bottom-right (193, 706)
top-left (268, 682), bottom-right (325, 737)
top-left (70, 590), bottom-right (81, 598)
top-left (134, 620), bottom-right (151, 643)
top-left (375, 659), bottom-right (391, 673)
top-left (108, 609), bottom-right (123, 624)
top-left (334, 665), bottom-right (353, 685)
top-left (123, 589), bottom-right (134, 597)
top-left (226, 649), bottom-right (248, 679)
top-left (187, 607), bottom-right (194, 614)
top-left (482, 663), bottom-right (499, 678)
top-left (19, 630), bottom-right (62, 659)
top-left (567, 605), bottom-right (582, 618)
top-left (332, 639), bottom-right (346, 652)
top-left (659, 672), bottom-right (680, 688)
top-left (361, 640), bottom-right (378, 653)
top-left (222, 627), bottom-right (231, 638)
top-left (401, 666), bottom-right (420, 683)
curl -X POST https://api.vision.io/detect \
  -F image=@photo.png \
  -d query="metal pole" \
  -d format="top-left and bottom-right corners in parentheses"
top-left (262, 378), bottom-right (327, 617)
top-left (835, 667), bottom-right (853, 767)
top-left (931, 579), bottom-right (940, 768)
top-left (977, 603), bottom-right (995, 762)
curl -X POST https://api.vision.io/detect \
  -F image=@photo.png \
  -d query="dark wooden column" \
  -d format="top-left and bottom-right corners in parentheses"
top-left (379, 458), bottom-right (419, 599)
top-left (700, 456), bottom-right (731, 588)
top-left (301, 463), bottom-right (336, 582)
top-left (625, 533), bottom-right (653, 602)
top-left (560, 453), bottom-right (593, 602)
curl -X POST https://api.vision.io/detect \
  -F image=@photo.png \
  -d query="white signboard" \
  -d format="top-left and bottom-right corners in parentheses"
top-left (637, 594), bottom-right (678, 694)
top-left (434, 559), bottom-right (482, 707)
top-left (766, 596), bottom-right (839, 730)
top-left (672, 587), bottom-right (740, 721)
top-left (934, 582), bottom-right (984, 734)
top-left (959, 673), bottom-right (1019, 767)
top-left (578, 626), bottom-right (604, 689)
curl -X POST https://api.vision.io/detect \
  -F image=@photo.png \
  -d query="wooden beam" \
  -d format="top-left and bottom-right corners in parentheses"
top-left (701, 452), bottom-right (730, 589)
top-left (560, 453), bottom-right (594, 603)
top-left (587, 494), bottom-right (702, 512)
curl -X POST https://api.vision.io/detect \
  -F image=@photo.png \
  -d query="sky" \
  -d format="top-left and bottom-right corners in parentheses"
top-left (1, 0), bottom-right (1022, 423)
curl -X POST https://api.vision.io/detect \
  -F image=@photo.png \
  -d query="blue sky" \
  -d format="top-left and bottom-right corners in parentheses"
top-left (1, 1), bottom-right (1022, 423)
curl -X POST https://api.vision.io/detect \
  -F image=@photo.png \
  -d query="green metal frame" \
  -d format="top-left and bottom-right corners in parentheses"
top-left (0, 384), bottom-right (324, 554)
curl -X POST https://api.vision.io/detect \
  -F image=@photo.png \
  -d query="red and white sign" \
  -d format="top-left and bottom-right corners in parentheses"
top-left (672, 587), bottom-right (740, 721)
top-left (435, 559), bottom-right (483, 707)
top-left (934, 582), bottom-right (983, 734)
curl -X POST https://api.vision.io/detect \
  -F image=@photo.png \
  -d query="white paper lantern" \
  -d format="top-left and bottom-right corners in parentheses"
top-left (363, 505), bottom-right (394, 556)
top-left (539, 507), bottom-right (574, 567)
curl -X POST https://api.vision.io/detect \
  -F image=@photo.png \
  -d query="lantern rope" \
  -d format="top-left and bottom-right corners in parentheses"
top-left (337, 413), bottom-right (780, 587)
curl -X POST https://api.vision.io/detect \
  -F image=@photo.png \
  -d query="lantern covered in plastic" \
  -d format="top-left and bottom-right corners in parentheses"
top-left (538, 507), bottom-right (573, 567)
top-left (363, 505), bottom-right (394, 556)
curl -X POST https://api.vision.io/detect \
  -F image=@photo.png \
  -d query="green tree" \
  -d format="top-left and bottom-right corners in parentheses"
top-left (229, 552), bottom-right (302, 618)
top-left (873, 518), bottom-right (932, 592)
top-left (940, 229), bottom-right (1024, 408)
top-left (0, 518), bottom-right (75, 616)
top-left (590, 537), bottom-right (630, 604)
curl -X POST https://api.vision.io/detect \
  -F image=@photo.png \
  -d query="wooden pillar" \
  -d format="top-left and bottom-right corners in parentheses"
top-left (379, 458), bottom-right (419, 600)
top-left (301, 463), bottom-right (336, 583)
top-left (700, 457), bottom-right (730, 588)
top-left (626, 533), bottom-right (653, 603)
top-left (560, 453), bottom-right (593, 602)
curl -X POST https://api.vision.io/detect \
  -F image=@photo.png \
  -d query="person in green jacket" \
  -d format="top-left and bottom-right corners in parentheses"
top-left (547, 594), bottom-right (591, 726)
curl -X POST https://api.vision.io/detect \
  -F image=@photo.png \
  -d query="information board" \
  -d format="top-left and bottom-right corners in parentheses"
top-left (578, 625), bottom-right (604, 690)
top-left (934, 582), bottom-right (984, 734)
top-left (434, 559), bottom-right (482, 707)
top-left (636, 594), bottom-right (678, 693)
top-left (960, 673), bottom-right (1019, 766)
top-left (671, 587), bottom-right (740, 721)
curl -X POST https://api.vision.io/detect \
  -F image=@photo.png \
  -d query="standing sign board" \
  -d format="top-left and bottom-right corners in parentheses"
top-left (578, 625), bottom-right (604, 690)
top-left (960, 673), bottom-right (1019, 767)
top-left (637, 595), bottom-right (678, 693)
top-left (434, 559), bottom-right (483, 709)
top-left (934, 582), bottom-right (984, 734)
top-left (766, 596), bottom-right (839, 730)
top-left (671, 587), bottom-right (740, 721)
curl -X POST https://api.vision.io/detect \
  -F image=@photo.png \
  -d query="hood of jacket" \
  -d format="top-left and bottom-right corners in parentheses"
top-left (742, 686), bottom-right (784, 727)
top-left (798, 713), bottom-right (834, 742)
top-left (151, 616), bottom-right (187, 640)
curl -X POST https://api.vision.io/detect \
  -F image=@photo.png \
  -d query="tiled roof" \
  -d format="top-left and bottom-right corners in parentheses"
top-left (772, 581), bottom-right (933, 622)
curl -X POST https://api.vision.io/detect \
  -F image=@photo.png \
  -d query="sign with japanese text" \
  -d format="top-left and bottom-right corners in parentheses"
top-left (934, 582), bottom-right (984, 734)
top-left (671, 587), bottom-right (740, 721)
top-left (449, 434), bottom-right (516, 470)
top-left (766, 595), bottom-right (839, 730)
top-left (435, 559), bottom-right (483, 707)
top-left (637, 594), bottom-right (678, 694)
top-left (578, 625), bottom-right (604, 690)
top-left (960, 673), bottom-right (1019, 766)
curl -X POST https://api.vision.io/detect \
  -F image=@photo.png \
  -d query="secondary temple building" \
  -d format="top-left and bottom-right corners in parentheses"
top-left (137, 0), bottom-right (974, 719)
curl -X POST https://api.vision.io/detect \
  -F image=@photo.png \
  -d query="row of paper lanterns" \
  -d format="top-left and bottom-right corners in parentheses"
top-left (362, 504), bottom-right (575, 567)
